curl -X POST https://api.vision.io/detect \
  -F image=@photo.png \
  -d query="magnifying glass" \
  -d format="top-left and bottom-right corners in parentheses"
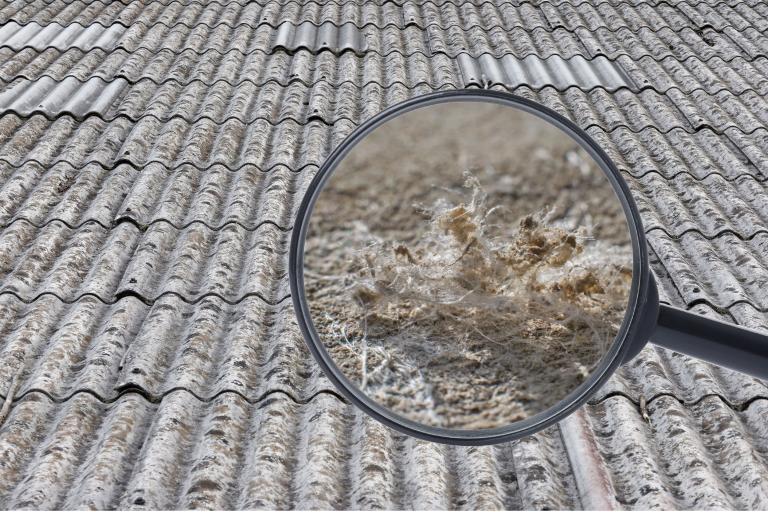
top-left (289, 90), bottom-right (768, 445)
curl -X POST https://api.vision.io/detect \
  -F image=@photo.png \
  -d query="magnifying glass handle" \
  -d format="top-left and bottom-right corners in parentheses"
top-left (650, 304), bottom-right (768, 381)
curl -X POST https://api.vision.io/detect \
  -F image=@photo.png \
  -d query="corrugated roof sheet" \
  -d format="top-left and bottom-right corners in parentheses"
top-left (1, 0), bottom-right (768, 509)
top-left (1, 391), bottom-right (767, 510)
top-left (0, 391), bottom-right (579, 510)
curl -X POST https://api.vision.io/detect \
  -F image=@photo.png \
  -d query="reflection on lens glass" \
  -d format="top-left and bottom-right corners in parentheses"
top-left (302, 100), bottom-right (633, 430)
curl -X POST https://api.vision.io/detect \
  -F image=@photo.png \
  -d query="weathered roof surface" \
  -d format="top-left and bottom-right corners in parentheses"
top-left (1, 0), bottom-right (768, 509)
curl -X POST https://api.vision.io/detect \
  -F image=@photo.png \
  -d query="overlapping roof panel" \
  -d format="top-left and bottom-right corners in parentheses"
top-left (1, 0), bottom-right (767, 509)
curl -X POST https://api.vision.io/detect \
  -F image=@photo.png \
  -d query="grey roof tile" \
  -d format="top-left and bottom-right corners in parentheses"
top-left (0, 21), bottom-right (125, 52)
top-left (616, 55), bottom-right (768, 95)
top-left (0, 220), bottom-right (288, 303)
top-left (648, 229), bottom-right (768, 310)
top-left (587, 126), bottom-right (763, 180)
top-left (0, 86), bottom-right (745, 169)
top-left (457, 54), bottom-right (634, 90)
top-left (595, 301), bottom-right (768, 403)
top-left (574, 25), bottom-right (760, 61)
top-left (0, 390), bottom-right (578, 509)
top-left (0, 1), bottom-right (408, 30)
top-left (677, 1), bottom-right (768, 33)
top-left (628, 172), bottom-right (768, 238)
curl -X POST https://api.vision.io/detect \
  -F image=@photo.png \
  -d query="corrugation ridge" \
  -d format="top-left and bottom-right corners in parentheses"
top-left (649, 230), bottom-right (768, 311)
top-left (2, 73), bottom-right (757, 98)
top-left (0, 386), bottom-right (575, 509)
top-left (0, 157), bottom-right (313, 174)
top-left (0, 109), bottom-right (346, 128)
top-left (0, 76), bottom-right (661, 95)
top-left (0, 116), bottom-right (756, 158)
top-left (0, 152), bottom-right (760, 185)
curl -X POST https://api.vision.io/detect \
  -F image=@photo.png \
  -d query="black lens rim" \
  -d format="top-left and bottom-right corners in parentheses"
top-left (289, 89), bottom-right (650, 445)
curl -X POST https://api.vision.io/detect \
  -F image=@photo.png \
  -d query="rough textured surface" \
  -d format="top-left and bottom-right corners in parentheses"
top-left (1, 0), bottom-right (768, 509)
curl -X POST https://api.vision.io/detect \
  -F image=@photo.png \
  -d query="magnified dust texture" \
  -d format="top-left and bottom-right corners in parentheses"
top-left (304, 102), bottom-right (633, 430)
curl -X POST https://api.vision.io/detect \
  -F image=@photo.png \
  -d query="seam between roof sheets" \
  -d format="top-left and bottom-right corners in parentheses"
top-left (0, 216), bottom-right (295, 232)
top-left (592, 391), bottom-right (768, 412)
top-left (0, 0), bottom-right (757, 9)
top-left (0, 91), bottom-right (764, 127)
top-left (2, 18), bottom-right (764, 34)
top-left (0, 218), bottom-right (761, 241)
top-left (1, 74), bottom-right (766, 99)
top-left (0, 44), bottom-right (763, 64)
top-left (0, 157), bottom-right (318, 173)
top-left (0, 157), bottom-right (763, 183)
top-left (0, 285), bottom-right (764, 315)
top-left (0, 290), bottom-right (292, 306)
top-left (0, 118), bottom-right (752, 136)
top-left (3, 47), bottom-right (764, 72)
top-left (3, 78), bottom-right (767, 104)
top-left (0, 387), bottom-right (346, 406)
top-left (1, 387), bottom-right (766, 417)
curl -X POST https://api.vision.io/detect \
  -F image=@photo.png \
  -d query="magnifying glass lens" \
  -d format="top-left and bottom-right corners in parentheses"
top-left (302, 100), bottom-right (633, 430)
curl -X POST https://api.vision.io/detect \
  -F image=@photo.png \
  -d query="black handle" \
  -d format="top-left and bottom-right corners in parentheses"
top-left (650, 304), bottom-right (768, 381)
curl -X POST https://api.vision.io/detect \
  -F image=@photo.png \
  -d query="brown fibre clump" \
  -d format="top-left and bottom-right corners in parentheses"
top-left (308, 174), bottom-right (631, 429)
